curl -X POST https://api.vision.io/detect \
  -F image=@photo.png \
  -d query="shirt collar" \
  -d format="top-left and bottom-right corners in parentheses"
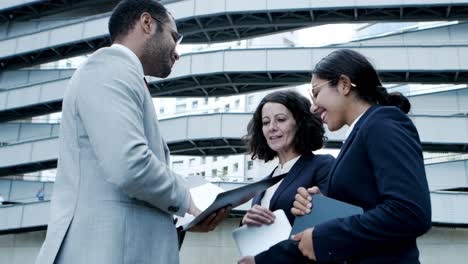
top-left (345, 111), bottom-right (365, 140)
top-left (111, 44), bottom-right (144, 76)
top-left (277, 155), bottom-right (301, 175)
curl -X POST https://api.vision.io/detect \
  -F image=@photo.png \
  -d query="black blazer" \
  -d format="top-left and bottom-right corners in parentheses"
top-left (253, 153), bottom-right (335, 263)
top-left (311, 106), bottom-right (431, 263)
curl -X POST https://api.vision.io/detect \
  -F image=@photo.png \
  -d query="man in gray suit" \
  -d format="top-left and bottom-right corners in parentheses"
top-left (35, 1), bottom-right (229, 263)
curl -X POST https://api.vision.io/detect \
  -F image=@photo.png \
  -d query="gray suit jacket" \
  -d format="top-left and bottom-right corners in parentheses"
top-left (35, 45), bottom-right (189, 264)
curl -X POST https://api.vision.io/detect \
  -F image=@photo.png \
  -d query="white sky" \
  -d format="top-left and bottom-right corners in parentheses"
top-left (294, 24), bottom-right (357, 47)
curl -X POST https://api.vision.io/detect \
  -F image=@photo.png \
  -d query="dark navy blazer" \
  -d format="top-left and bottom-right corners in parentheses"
top-left (253, 153), bottom-right (335, 263)
top-left (311, 106), bottom-right (432, 263)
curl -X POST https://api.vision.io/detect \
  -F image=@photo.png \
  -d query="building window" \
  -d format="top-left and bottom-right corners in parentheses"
top-left (213, 156), bottom-right (218, 162)
top-left (247, 160), bottom-right (253, 170)
top-left (204, 97), bottom-right (209, 105)
top-left (172, 161), bottom-right (183, 171)
top-left (189, 158), bottom-right (196, 167)
top-left (224, 104), bottom-right (230, 112)
top-left (235, 99), bottom-right (240, 108)
top-left (233, 163), bottom-right (239, 172)
top-left (176, 104), bottom-right (186, 113)
top-left (247, 95), bottom-right (254, 106)
top-left (192, 101), bottom-right (198, 109)
top-left (159, 107), bottom-right (164, 114)
top-left (201, 171), bottom-right (205, 177)
top-left (201, 157), bottom-right (206, 164)
top-left (212, 169), bottom-right (218, 177)
top-left (222, 166), bottom-right (228, 176)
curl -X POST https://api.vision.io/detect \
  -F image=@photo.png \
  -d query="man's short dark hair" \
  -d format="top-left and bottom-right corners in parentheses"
top-left (108, 0), bottom-right (169, 43)
top-left (245, 90), bottom-right (326, 162)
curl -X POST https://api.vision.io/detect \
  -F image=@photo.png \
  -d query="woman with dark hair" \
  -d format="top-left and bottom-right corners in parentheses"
top-left (238, 90), bottom-right (334, 264)
top-left (291, 49), bottom-right (431, 263)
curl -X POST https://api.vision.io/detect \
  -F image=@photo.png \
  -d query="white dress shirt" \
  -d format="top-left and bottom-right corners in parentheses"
top-left (260, 155), bottom-right (301, 209)
top-left (344, 111), bottom-right (365, 142)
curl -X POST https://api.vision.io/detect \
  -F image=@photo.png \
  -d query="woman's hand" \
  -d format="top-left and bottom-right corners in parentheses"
top-left (242, 205), bottom-right (275, 226)
top-left (291, 186), bottom-right (321, 216)
top-left (291, 228), bottom-right (316, 260)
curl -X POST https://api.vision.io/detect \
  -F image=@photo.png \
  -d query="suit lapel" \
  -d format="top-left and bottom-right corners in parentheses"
top-left (326, 106), bottom-right (379, 194)
top-left (327, 127), bottom-right (358, 180)
top-left (268, 155), bottom-right (308, 211)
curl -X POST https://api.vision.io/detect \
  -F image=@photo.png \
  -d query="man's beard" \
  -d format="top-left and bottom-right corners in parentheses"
top-left (142, 35), bottom-right (172, 78)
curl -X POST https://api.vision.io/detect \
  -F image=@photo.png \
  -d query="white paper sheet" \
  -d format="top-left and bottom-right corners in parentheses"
top-left (232, 210), bottom-right (292, 257)
top-left (175, 181), bottom-right (225, 228)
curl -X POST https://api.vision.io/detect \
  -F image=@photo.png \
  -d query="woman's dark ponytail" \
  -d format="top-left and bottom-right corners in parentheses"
top-left (375, 85), bottom-right (389, 105)
top-left (375, 86), bottom-right (411, 113)
top-left (387, 92), bottom-right (411, 114)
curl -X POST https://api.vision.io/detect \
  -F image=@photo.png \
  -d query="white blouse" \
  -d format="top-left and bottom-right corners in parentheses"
top-left (260, 155), bottom-right (301, 209)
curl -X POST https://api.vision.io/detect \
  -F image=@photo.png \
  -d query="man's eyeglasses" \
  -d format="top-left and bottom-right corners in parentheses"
top-left (150, 15), bottom-right (183, 46)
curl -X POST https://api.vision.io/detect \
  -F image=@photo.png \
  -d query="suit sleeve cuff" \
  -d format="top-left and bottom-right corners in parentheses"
top-left (313, 224), bottom-right (338, 262)
top-left (167, 181), bottom-right (189, 217)
top-left (177, 188), bottom-right (190, 217)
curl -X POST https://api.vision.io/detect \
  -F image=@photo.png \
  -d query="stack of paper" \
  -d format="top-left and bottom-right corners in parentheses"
top-left (232, 210), bottom-right (291, 257)
top-left (175, 176), bottom-right (225, 228)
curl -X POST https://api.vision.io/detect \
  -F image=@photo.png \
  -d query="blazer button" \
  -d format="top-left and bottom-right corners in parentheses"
top-left (168, 206), bottom-right (179, 212)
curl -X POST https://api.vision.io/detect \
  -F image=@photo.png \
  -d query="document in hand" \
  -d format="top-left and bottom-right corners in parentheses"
top-left (175, 176), bottom-right (225, 229)
top-left (232, 210), bottom-right (291, 257)
top-left (290, 195), bottom-right (363, 236)
top-left (182, 174), bottom-right (286, 230)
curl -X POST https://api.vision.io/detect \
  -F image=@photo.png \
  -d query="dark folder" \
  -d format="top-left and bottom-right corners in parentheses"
top-left (290, 195), bottom-right (363, 235)
top-left (183, 173), bottom-right (286, 230)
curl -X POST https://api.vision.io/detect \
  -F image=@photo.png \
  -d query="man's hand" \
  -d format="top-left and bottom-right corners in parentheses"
top-left (237, 256), bottom-right (255, 264)
top-left (291, 228), bottom-right (316, 260)
top-left (291, 186), bottom-right (321, 216)
top-left (242, 205), bottom-right (275, 226)
top-left (188, 206), bottom-right (231, 232)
